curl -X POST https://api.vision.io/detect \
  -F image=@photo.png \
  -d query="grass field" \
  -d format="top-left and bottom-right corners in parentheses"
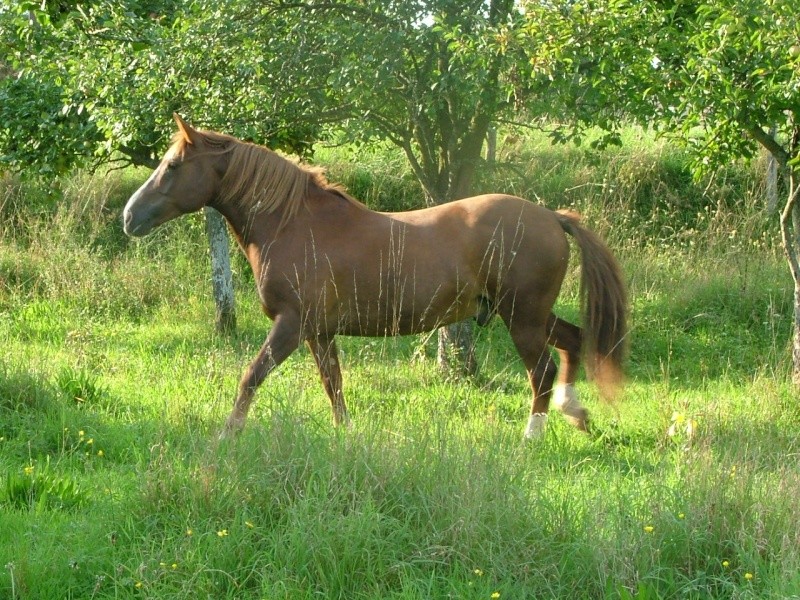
top-left (1, 134), bottom-right (799, 599)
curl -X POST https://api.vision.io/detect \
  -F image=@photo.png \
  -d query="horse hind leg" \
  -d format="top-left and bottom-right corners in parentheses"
top-left (547, 314), bottom-right (589, 432)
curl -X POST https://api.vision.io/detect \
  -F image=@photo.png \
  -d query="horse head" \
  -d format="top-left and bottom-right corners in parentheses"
top-left (123, 114), bottom-right (226, 236)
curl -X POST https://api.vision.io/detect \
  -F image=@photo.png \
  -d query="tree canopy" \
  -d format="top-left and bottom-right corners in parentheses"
top-left (3, 0), bottom-right (798, 178)
top-left (520, 0), bottom-right (799, 172)
top-left (1, 0), bottom-right (329, 171)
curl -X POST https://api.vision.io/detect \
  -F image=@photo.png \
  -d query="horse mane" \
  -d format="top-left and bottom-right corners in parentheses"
top-left (171, 129), bottom-right (360, 228)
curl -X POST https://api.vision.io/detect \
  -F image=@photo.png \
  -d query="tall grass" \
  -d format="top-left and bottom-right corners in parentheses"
top-left (1, 128), bottom-right (797, 599)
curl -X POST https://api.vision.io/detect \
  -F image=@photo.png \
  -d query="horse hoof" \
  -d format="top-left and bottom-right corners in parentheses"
top-left (219, 418), bottom-right (244, 441)
top-left (553, 384), bottom-right (589, 432)
top-left (523, 413), bottom-right (548, 439)
top-left (563, 410), bottom-right (590, 433)
top-left (334, 413), bottom-right (353, 430)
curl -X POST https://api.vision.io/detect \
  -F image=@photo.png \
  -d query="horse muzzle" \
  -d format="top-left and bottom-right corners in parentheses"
top-left (122, 205), bottom-right (155, 237)
top-left (122, 188), bottom-right (178, 237)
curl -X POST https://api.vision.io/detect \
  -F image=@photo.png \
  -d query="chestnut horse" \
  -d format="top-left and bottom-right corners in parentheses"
top-left (123, 114), bottom-right (627, 438)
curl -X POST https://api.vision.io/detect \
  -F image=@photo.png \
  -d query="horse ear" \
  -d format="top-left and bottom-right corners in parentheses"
top-left (173, 113), bottom-right (202, 146)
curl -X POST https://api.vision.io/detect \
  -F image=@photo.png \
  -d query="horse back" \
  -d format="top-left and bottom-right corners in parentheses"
top-left (254, 193), bottom-right (569, 336)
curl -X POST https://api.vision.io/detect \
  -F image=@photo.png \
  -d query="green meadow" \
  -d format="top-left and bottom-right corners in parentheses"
top-left (1, 133), bottom-right (798, 599)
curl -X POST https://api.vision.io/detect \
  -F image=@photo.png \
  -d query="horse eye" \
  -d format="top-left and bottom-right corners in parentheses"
top-left (166, 160), bottom-right (180, 171)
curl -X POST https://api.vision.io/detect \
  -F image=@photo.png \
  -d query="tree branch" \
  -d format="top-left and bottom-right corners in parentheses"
top-left (746, 125), bottom-right (791, 168)
top-left (400, 140), bottom-right (435, 202)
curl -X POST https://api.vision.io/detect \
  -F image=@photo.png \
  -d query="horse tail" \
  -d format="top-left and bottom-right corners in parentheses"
top-left (555, 210), bottom-right (628, 400)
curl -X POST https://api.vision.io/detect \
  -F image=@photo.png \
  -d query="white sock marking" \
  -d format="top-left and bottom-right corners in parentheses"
top-left (524, 413), bottom-right (548, 439)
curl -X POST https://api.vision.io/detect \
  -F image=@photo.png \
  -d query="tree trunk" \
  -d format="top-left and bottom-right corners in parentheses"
top-left (793, 279), bottom-right (800, 386)
top-left (433, 156), bottom-right (483, 377)
top-left (437, 320), bottom-right (478, 378)
top-left (780, 166), bottom-right (800, 384)
top-left (430, 116), bottom-right (496, 377)
top-left (748, 124), bottom-right (800, 383)
top-left (766, 126), bottom-right (779, 213)
top-left (486, 125), bottom-right (497, 165)
top-left (767, 156), bottom-right (779, 212)
top-left (204, 207), bottom-right (236, 333)
top-left (790, 186), bottom-right (800, 385)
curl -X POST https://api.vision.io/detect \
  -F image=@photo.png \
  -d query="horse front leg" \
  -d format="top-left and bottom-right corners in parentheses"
top-left (222, 313), bottom-right (300, 437)
top-left (307, 337), bottom-right (351, 428)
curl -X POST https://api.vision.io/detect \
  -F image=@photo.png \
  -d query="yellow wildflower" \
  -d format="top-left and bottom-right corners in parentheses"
top-left (668, 411), bottom-right (697, 438)
top-left (245, 521), bottom-right (254, 528)
top-left (217, 529), bottom-right (229, 537)
top-left (491, 593), bottom-right (501, 599)
top-left (23, 465), bottom-right (34, 476)
top-left (643, 525), bottom-right (654, 533)
top-left (744, 573), bottom-right (753, 581)
top-left (186, 529), bottom-right (193, 536)
top-left (474, 568), bottom-right (484, 577)
top-left (97, 450), bottom-right (104, 457)
top-left (722, 560), bottom-right (730, 568)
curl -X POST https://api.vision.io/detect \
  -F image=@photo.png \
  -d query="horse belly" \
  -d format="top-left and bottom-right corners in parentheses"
top-left (333, 269), bottom-right (479, 337)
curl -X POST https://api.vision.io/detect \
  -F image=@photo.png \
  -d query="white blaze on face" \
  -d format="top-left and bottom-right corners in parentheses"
top-left (122, 147), bottom-right (181, 236)
top-left (122, 170), bottom-right (159, 235)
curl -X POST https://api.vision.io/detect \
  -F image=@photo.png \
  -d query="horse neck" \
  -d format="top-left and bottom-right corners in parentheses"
top-left (207, 196), bottom-right (283, 250)
top-left (210, 180), bottom-right (366, 249)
